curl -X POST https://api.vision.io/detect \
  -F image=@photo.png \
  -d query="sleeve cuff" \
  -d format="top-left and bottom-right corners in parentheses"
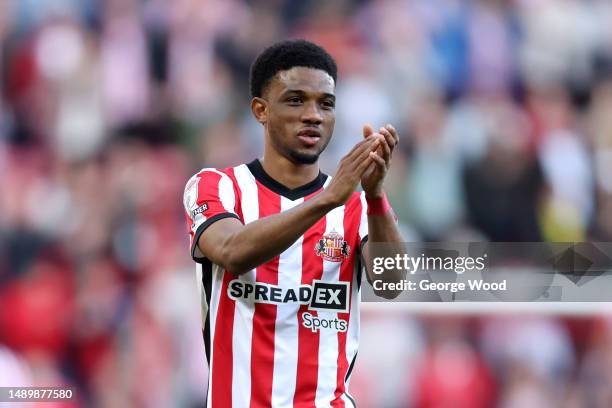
top-left (191, 212), bottom-right (242, 263)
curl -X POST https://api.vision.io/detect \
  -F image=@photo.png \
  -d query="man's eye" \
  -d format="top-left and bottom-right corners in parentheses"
top-left (322, 100), bottom-right (335, 109)
top-left (287, 97), bottom-right (302, 104)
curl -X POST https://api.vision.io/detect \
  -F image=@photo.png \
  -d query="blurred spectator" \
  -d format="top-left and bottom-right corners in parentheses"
top-left (578, 318), bottom-right (612, 408)
top-left (403, 90), bottom-right (465, 240)
top-left (461, 91), bottom-right (544, 241)
top-left (350, 311), bottom-right (425, 407)
top-left (413, 317), bottom-right (497, 408)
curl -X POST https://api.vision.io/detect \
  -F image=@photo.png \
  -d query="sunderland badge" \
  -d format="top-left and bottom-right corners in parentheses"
top-left (315, 231), bottom-right (350, 262)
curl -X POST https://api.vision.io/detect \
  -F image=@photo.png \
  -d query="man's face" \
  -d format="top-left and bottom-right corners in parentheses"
top-left (260, 67), bottom-right (336, 165)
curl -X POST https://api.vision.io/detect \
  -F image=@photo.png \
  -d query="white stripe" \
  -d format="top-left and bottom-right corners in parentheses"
top-left (207, 263), bottom-right (225, 408)
top-left (343, 393), bottom-right (357, 408)
top-left (323, 175), bottom-right (332, 189)
top-left (358, 192), bottom-right (368, 241)
top-left (231, 164), bottom-right (258, 408)
top-left (195, 264), bottom-right (208, 328)
top-left (271, 196), bottom-right (304, 406)
top-left (315, 205), bottom-right (345, 406)
top-left (234, 165), bottom-right (258, 224)
top-left (217, 171), bottom-right (236, 213)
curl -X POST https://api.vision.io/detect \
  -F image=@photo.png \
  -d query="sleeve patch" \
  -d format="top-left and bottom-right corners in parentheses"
top-left (192, 203), bottom-right (208, 217)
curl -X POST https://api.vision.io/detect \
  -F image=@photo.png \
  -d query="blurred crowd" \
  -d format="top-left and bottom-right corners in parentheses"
top-left (1, 0), bottom-right (612, 406)
top-left (354, 313), bottom-right (612, 408)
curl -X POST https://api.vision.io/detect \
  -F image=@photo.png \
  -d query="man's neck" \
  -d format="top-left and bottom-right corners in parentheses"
top-left (259, 154), bottom-right (320, 190)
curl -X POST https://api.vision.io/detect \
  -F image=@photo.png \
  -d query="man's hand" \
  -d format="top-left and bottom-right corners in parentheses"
top-left (360, 123), bottom-right (399, 198)
top-left (320, 135), bottom-right (381, 207)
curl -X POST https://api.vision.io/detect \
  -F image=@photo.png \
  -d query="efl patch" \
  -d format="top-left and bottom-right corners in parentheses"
top-left (315, 231), bottom-right (350, 262)
top-left (191, 203), bottom-right (208, 217)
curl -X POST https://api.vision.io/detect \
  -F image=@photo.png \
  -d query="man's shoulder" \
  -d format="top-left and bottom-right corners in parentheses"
top-left (185, 164), bottom-right (247, 186)
top-left (189, 164), bottom-right (243, 178)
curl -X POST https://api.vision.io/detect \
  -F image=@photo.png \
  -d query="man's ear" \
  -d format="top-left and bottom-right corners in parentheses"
top-left (251, 97), bottom-right (267, 125)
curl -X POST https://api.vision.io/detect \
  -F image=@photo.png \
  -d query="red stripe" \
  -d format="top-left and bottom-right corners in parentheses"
top-left (186, 210), bottom-right (195, 246)
top-left (197, 170), bottom-right (223, 212)
top-left (294, 189), bottom-right (326, 407)
top-left (187, 170), bottom-right (223, 246)
top-left (249, 183), bottom-right (281, 407)
top-left (223, 167), bottom-right (244, 222)
top-left (332, 193), bottom-right (362, 407)
top-left (211, 270), bottom-right (236, 407)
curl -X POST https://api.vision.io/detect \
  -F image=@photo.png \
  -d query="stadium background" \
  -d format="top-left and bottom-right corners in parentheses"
top-left (1, 0), bottom-right (612, 406)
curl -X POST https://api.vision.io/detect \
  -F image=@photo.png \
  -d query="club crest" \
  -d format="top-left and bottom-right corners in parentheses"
top-left (315, 231), bottom-right (350, 262)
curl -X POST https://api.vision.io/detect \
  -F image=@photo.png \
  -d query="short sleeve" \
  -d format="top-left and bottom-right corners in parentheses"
top-left (183, 169), bottom-right (241, 262)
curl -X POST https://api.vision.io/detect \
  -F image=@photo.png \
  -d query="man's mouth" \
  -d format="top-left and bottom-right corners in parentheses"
top-left (297, 129), bottom-right (321, 147)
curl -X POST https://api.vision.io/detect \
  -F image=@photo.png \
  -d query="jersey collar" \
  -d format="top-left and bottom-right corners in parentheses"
top-left (247, 159), bottom-right (328, 200)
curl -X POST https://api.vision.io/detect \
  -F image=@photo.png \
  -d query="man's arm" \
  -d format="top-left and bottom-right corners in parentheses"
top-left (198, 136), bottom-right (381, 275)
top-left (362, 200), bottom-right (406, 298)
top-left (360, 124), bottom-right (407, 298)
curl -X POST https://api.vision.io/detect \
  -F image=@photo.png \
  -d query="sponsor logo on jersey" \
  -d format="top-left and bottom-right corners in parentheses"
top-left (302, 312), bottom-right (347, 333)
top-left (228, 279), bottom-right (349, 313)
top-left (315, 231), bottom-right (350, 262)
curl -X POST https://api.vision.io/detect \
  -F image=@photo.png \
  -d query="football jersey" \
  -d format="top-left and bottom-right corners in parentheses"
top-left (183, 159), bottom-right (369, 408)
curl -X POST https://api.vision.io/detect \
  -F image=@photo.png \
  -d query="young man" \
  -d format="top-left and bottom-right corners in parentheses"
top-left (183, 39), bottom-right (403, 408)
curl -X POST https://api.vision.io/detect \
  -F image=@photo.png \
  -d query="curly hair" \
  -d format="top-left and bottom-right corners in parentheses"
top-left (249, 39), bottom-right (338, 98)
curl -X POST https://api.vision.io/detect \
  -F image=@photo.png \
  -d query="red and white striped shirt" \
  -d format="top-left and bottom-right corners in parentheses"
top-left (183, 159), bottom-right (368, 408)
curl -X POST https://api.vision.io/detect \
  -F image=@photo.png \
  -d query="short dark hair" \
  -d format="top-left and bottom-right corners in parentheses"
top-left (249, 39), bottom-right (338, 98)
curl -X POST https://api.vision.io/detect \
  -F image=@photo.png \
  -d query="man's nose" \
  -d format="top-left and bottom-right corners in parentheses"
top-left (301, 102), bottom-right (323, 124)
